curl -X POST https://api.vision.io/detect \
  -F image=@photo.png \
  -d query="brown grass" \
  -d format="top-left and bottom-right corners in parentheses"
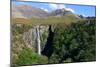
top-left (11, 18), bottom-right (31, 24)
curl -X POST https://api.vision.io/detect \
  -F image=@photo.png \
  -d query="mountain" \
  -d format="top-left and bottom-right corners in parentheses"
top-left (50, 8), bottom-right (80, 18)
top-left (12, 5), bottom-right (49, 19)
top-left (12, 5), bottom-right (27, 19)
top-left (12, 5), bottom-right (81, 24)
top-left (12, 5), bottom-right (80, 19)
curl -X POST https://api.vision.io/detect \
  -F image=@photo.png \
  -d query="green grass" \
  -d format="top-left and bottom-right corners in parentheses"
top-left (12, 15), bottom-right (81, 25)
top-left (12, 48), bottom-right (48, 66)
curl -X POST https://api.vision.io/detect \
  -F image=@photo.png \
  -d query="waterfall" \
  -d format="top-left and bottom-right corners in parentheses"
top-left (23, 25), bottom-right (49, 55)
top-left (36, 25), bottom-right (41, 55)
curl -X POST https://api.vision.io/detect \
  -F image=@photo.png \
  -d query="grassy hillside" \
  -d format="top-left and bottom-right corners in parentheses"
top-left (12, 15), bottom-right (81, 25)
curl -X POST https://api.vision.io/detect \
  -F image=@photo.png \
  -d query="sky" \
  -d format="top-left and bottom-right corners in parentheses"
top-left (12, 1), bottom-right (96, 17)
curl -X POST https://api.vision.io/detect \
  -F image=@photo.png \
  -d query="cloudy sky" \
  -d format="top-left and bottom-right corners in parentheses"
top-left (12, 1), bottom-right (96, 17)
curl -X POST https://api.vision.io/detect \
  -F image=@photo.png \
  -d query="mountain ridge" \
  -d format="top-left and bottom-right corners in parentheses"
top-left (12, 5), bottom-right (81, 25)
top-left (12, 5), bottom-right (49, 19)
top-left (12, 5), bottom-right (80, 19)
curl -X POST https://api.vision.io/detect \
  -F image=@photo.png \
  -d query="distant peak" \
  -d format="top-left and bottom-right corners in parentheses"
top-left (54, 8), bottom-right (71, 13)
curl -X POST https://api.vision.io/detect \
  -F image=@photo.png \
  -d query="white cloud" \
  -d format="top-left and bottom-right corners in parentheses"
top-left (58, 4), bottom-right (66, 9)
top-left (41, 8), bottom-right (49, 12)
top-left (82, 14), bottom-right (86, 17)
top-left (48, 4), bottom-right (75, 13)
top-left (49, 4), bottom-right (58, 10)
top-left (64, 8), bottom-right (75, 13)
top-left (49, 4), bottom-right (66, 10)
top-left (44, 9), bottom-right (49, 12)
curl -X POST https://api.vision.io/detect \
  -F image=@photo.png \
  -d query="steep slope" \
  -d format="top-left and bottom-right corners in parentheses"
top-left (12, 5), bottom-right (27, 19)
top-left (12, 5), bottom-right (49, 19)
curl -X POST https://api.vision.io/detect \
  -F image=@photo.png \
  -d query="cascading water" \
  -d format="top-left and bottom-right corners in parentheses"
top-left (36, 25), bottom-right (41, 55)
top-left (22, 25), bottom-right (49, 55)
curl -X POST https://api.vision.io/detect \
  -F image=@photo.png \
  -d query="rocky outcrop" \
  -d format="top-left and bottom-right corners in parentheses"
top-left (22, 25), bottom-right (49, 54)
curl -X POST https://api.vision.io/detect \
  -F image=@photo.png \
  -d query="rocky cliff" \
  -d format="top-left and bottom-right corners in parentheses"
top-left (12, 24), bottom-right (51, 56)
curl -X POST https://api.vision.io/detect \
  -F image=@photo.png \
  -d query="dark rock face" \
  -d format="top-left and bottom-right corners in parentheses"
top-left (41, 25), bottom-right (54, 58)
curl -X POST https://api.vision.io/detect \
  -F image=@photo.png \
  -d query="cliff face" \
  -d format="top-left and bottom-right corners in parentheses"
top-left (11, 24), bottom-right (51, 65)
top-left (16, 25), bottom-right (49, 54)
